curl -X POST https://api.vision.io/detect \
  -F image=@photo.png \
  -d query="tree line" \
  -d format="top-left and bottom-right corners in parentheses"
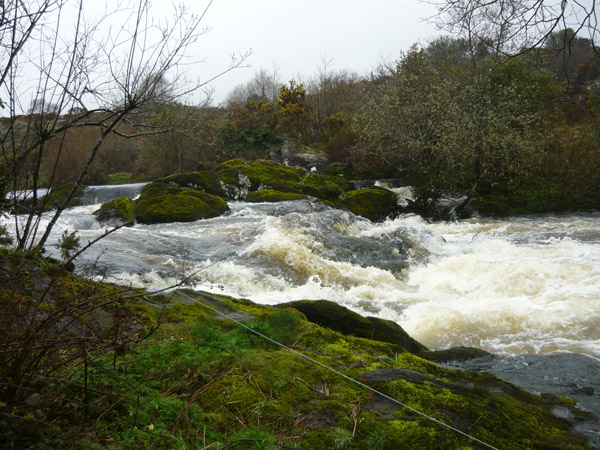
top-left (26, 28), bottom-right (598, 215)
top-left (2, 1), bottom-right (599, 230)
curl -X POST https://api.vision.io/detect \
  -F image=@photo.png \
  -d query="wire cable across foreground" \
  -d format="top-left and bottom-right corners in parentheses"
top-left (176, 290), bottom-right (500, 450)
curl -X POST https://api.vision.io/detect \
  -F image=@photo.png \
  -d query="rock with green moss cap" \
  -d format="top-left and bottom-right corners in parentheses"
top-left (277, 299), bottom-right (426, 355)
top-left (135, 182), bottom-right (228, 224)
top-left (94, 196), bottom-right (136, 226)
top-left (246, 190), bottom-right (309, 203)
top-left (299, 173), bottom-right (354, 202)
top-left (339, 188), bottom-right (399, 221)
top-left (214, 159), bottom-right (304, 200)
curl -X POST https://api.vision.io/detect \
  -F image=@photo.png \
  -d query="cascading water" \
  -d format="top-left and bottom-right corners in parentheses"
top-left (10, 193), bottom-right (598, 360)
top-left (78, 182), bottom-right (148, 205)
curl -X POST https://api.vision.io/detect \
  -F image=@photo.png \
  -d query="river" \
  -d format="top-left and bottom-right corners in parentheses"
top-left (13, 193), bottom-right (599, 360)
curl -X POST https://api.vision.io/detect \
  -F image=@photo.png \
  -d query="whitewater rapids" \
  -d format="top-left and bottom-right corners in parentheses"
top-left (6, 200), bottom-right (600, 359)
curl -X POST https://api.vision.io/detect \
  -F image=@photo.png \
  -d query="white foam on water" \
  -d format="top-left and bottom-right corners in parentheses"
top-left (4, 203), bottom-right (599, 358)
top-left (393, 218), bottom-right (600, 357)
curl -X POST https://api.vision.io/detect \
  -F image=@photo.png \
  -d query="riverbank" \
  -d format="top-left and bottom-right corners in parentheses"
top-left (0, 253), bottom-right (595, 448)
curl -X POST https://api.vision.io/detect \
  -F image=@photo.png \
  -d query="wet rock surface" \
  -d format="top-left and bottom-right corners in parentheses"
top-left (441, 352), bottom-right (600, 448)
top-left (278, 300), bottom-right (426, 354)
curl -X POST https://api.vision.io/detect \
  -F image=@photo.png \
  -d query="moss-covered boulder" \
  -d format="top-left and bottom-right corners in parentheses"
top-left (93, 196), bottom-right (136, 226)
top-left (136, 182), bottom-right (182, 201)
top-left (155, 171), bottom-right (224, 197)
top-left (277, 299), bottom-right (426, 355)
top-left (135, 182), bottom-right (228, 224)
top-left (339, 188), bottom-right (399, 221)
top-left (246, 190), bottom-right (309, 203)
top-left (214, 159), bottom-right (304, 200)
top-left (299, 173), bottom-right (354, 202)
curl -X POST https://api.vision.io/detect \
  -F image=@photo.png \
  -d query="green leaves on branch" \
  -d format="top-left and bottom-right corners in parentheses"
top-left (59, 229), bottom-right (80, 260)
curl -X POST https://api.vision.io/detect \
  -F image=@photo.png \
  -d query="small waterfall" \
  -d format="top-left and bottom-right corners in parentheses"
top-left (5, 188), bottom-right (50, 201)
top-left (79, 182), bottom-right (148, 205)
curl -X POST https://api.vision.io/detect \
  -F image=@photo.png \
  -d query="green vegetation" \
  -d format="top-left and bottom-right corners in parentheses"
top-left (156, 171), bottom-right (225, 196)
top-left (4, 30), bottom-right (599, 219)
top-left (94, 196), bottom-right (136, 226)
top-left (214, 159), bottom-right (305, 199)
top-left (0, 253), bottom-right (593, 449)
top-left (4, 2), bottom-right (599, 448)
top-left (299, 173), bottom-right (354, 202)
top-left (104, 172), bottom-right (133, 185)
top-left (247, 189), bottom-right (309, 202)
top-left (136, 186), bottom-right (229, 224)
top-left (339, 189), bottom-right (399, 221)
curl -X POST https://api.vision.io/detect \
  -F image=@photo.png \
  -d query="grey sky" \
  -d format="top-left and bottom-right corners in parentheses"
top-left (193, 0), bottom-right (440, 104)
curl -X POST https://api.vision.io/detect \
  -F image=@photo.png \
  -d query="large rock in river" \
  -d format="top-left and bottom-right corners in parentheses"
top-left (339, 188), bottom-right (399, 221)
top-left (246, 190), bottom-right (309, 203)
top-left (214, 159), bottom-right (304, 200)
top-left (94, 196), bottom-right (136, 226)
top-left (135, 182), bottom-right (229, 224)
top-left (155, 171), bottom-right (224, 197)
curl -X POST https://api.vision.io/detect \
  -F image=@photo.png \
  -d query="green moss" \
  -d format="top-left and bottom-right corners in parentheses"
top-left (136, 189), bottom-right (228, 224)
top-left (246, 189), bottom-right (308, 202)
top-left (278, 300), bottom-right (426, 354)
top-left (93, 196), bottom-right (136, 225)
top-left (137, 182), bottom-right (182, 201)
top-left (214, 159), bottom-right (305, 195)
top-left (339, 188), bottom-right (399, 221)
top-left (299, 173), bottom-right (354, 201)
top-left (179, 189), bottom-right (228, 211)
top-left (46, 183), bottom-right (86, 208)
top-left (241, 160), bottom-right (303, 192)
top-left (0, 258), bottom-right (593, 450)
top-left (213, 159), bottom-right (247, 172)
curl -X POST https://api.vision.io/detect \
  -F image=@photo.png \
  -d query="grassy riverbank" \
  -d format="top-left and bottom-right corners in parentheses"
top-left (0, 252), bottom-right (595, 449)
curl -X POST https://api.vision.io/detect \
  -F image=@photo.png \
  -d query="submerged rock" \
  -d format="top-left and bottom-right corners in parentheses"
top-left (423, 346), bottom-right (492, 362)
top-left (441, 352), bottom-right (600, 448)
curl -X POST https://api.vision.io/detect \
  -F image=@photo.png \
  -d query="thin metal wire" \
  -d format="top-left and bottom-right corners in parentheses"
top-left (177, 290), bottom-right (500, 450)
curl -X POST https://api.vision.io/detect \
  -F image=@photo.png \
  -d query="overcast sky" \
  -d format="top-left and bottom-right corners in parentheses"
top-left (192, 0), bottom-right (440, 104)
